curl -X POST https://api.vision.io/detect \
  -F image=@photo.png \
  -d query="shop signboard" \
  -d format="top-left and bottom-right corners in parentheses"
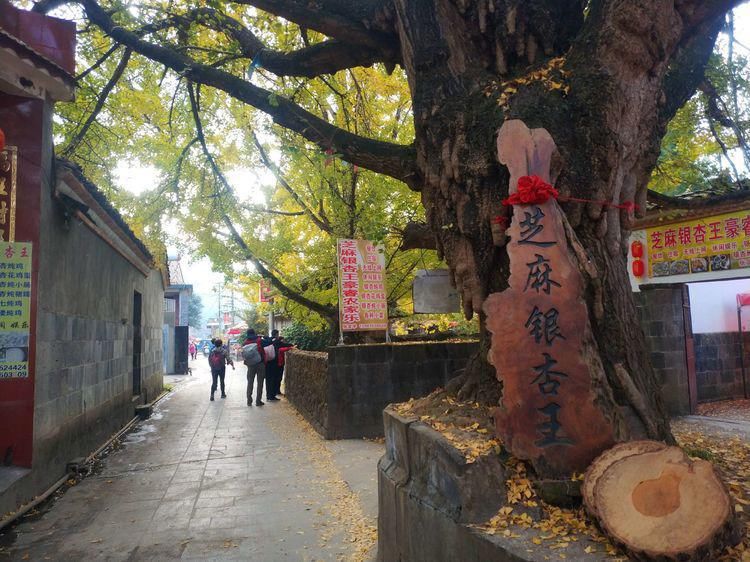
top-left (259, 279), bottom-right (274, 303)
top-left (646, 209), bottom-right (750, 278)
top-left (0, 241), bottom-right (32, 378)
top-left (337, 239), bottom-right (388, 331)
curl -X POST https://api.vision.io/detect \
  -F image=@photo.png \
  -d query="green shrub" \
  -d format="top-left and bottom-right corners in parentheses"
top-left (283, 322), bottom-right (333, 351)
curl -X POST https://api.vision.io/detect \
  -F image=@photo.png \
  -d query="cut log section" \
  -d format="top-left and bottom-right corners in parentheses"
top-left (593, 446), bottom-right (736, 560)
top-left (582, 440), bottom-right (666, 517)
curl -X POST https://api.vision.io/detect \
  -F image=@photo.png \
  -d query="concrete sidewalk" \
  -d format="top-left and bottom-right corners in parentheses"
top-left (1, 359), bottom-right (383, 561)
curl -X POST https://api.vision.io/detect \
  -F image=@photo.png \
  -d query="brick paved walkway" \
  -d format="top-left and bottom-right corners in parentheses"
top-left (2, 359), bottom-right (382, 561)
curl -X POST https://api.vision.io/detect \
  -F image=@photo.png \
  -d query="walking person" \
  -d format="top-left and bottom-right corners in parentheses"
top-left (242, 329), bottom-right (271, 406)
top-left (208, 338), bottom-right (234, 401)
top-left (189, 341), bottom-right (197, 361)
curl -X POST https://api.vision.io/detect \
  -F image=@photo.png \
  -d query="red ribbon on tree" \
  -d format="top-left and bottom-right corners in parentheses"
top-left (501, 175), bottom-right (639, 211)
top-left (502, 175), bottom-right (559, 206)
top-left (493, 175), bottom-right (638, 239)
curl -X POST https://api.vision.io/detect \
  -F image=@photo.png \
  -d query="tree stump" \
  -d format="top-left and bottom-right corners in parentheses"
top-left (582, 440), bottom-right (666, 517)
top-left (589, 445), bottom-right (737, 560)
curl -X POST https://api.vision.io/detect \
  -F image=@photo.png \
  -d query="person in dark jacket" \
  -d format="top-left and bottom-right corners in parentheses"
top-left (265, 330), bottom-right (293, 400)
top-left (242, 329), bottom-right (272, 406)
top-left (208, 338), bottom-right (234, 401)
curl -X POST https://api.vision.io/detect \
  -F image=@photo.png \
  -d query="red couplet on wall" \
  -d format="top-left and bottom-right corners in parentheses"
top-left (0, 97), bottom-right (45, 467)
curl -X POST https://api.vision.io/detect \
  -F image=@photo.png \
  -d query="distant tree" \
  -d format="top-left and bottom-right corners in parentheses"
top-left (188, 294), bottom-right (203, 330)
top-left (240, 305), bottom-right (269, 336)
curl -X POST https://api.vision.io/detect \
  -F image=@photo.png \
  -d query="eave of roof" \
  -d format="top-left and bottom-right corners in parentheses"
top-left (55, 159), bottom-right (154, 265)
top-left (0, 27), bottom-right (75, 101)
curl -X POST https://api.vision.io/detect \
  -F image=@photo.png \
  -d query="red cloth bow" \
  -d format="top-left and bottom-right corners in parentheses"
top-left (502, 175), bottom-right (559, 206)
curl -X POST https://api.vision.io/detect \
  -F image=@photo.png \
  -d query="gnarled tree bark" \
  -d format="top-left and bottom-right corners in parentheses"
top-left (56, 0), bottom-right (748, 447)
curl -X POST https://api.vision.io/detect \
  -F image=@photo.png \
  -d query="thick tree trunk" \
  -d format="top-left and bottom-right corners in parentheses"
top-left (389, 0), bottom-right (723, 444)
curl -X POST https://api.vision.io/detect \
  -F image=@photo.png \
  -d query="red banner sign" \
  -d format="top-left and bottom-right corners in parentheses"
top-left (337, 239), bottom-right (388, 331)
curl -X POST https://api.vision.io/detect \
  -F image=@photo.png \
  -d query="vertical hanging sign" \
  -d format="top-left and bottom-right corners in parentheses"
top-left (337, 239), bottom-right (388, 331)
top-left (0, 146), bottom-right (18, 241)
top-left (0, 241), bottom-right (32, 378)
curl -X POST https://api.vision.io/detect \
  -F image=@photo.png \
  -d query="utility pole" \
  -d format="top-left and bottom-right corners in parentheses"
top-left (214, 284), bottom-right (223, 334)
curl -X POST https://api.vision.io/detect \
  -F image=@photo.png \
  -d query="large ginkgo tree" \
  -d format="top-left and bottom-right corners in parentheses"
top-left (33, 0), bottom-right (747, 440)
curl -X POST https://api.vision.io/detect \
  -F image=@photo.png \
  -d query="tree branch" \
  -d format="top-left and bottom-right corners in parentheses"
top-left (237, 203), bottom-right (306, 217)
top-left (399, 221), bottom-right (437, 251)
top-left (62, 47), bottom-right (132, 158)
top-left (75, 0), bottom-right (419, 188)
top-left (147, 7), bottom-right (389, 77)
top-left (250, 132), bottom-right (333, 233)
top-left (220, 214), bottom-right (338, 321)
top-left (647, 187), bottom-right (750, 209)
top-left (76, 42), bottom-right (119, 81)
top-left (700, 77), bottom-right (750, 170)
top-left (235, 0), bottom-right (399, 61)
top-left (660, 14), bottom-right (725, 123)
top-left (705, 114), bottom-right (742, 182)
top-left (186, 82), bottom-right (337, 321)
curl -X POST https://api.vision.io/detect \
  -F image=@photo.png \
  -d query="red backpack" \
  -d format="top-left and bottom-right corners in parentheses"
top-left (208, 349), bottom-right (224, 370)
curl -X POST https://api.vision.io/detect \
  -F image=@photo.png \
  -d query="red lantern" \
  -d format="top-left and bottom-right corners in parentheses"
top-left (632, 259), bottom-right (645, 277)
top-left (0, 128), bottom-right (5, 152)
top-left (631, 240), bottom-right (643, 258)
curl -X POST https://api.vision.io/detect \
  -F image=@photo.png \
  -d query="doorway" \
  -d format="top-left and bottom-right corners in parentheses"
top-left (133, 291), bottom-right (142, 396)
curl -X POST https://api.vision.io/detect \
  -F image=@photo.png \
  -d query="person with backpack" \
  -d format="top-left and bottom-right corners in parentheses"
top-left (208, 338), bottom-right (234, 401)
top-left (241, 328), bottom-right (272, 406)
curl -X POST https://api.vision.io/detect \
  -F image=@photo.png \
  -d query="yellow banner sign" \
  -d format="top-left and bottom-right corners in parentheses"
top-left (646, 210), bottom-right (750, 277)
top-left (338, 239), bottom-right (388, 332)
top-left (0, 241), bottom-right (32, 378)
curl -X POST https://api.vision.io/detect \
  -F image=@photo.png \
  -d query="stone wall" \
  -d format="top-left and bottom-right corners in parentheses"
top-left (0, 156), bottom-right (164, 515)
top-left (284, 350), bottom-right (328, 434)
top-left (634, 285), bottom-right (691, 415)
top-left (378, 408), bottom-right (599, 561)
top-left (33, 166), bottom-right (164, 470)
top-left (327, 342), bottom-right (477, 439)
top-left (285, 341), bottom-right (478, 439)
top-left (694, 332), bottom-right (749, 402)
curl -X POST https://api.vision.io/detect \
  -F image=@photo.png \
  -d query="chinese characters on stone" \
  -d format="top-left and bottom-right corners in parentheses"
top-left (521, 206), bottom-right (573, 447)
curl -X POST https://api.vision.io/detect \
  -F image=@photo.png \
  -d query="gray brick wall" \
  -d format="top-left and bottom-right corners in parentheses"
top-left (284, 350), bottom-right (328, 435)
top-left (693, 332), bottom-right (748, 402)
top-left (285, 342), bottom-right (479, 439)
top-left (634, 286), bottom-right (691, 415)
top-left (32, 165), bottom-right (164, 475)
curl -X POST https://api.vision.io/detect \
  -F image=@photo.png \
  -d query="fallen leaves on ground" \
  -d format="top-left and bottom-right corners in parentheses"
top-left (697, 399), bottom-right (750, 423)
top-left (392, 390), bottom-right (500, 463)
top-left (266, 406), bottom-right (377, 562)
top-left (673, 420), bottom-right (750, 560)
top-left (477, 458), bottom-right (624, 559)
